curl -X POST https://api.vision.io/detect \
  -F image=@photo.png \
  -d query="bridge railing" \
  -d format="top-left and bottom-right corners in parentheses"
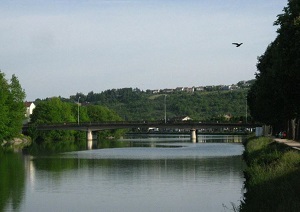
top-left (23, 121), bottom-right (262, 131)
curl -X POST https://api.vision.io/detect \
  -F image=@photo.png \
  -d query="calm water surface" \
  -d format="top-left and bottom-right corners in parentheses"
top-left (1, 135), bottom-right (246, 212)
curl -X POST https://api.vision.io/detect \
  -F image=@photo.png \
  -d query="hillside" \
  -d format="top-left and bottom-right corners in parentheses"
top-left (63, 84), bottom-right (252, 122)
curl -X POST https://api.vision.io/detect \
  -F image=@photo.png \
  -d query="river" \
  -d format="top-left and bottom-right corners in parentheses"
top-left (0, 134), bottom-right (246, 212)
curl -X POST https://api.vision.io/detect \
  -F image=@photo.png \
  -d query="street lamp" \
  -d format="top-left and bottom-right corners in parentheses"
top-left (77, 97), bottom-right (81, 125)
top-left (164, 95), bottom-right (167, 123)
top-left (246, 97), bottom-right (248, 124)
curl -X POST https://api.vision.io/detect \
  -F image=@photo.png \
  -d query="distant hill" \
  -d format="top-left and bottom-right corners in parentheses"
top-left (58, 80), bottom-right (254, 122)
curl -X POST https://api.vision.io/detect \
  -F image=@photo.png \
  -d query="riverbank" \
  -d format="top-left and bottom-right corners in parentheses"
top-left (1, 135), bottom-right (31, 152)
top-left (240, 136), bottom-right (300, 211)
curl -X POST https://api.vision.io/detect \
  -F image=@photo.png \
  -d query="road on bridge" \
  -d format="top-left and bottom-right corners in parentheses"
top-left (23, 121), bottom-right (261, 132)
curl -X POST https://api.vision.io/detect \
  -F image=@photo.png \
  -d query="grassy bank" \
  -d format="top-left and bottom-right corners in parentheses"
top-left (240, 137), bottom-right (300, 212)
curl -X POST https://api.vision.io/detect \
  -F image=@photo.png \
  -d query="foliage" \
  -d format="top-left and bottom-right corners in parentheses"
top-left (67, 87), bottom-right (251, 122)
top-left (86, 105), bottom-right (122, 122)
top-left (29, 98), bottom-right (76, 141)
top-left (29, 98), bottom-right (124, 142)
top-left (248, 0), bottom-right (300, 139)
top-left (0, 71), bottom-right (26, 143)
top-left (241, 137), bottom-right (300, 211)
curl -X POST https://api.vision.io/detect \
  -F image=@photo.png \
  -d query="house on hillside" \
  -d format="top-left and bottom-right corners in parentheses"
top-left (175, 87), bottom-right (184, 92)
top-left (151, 89), bottom-right (160, 94)
top-left (183, 87), bottom-right (194, 93)
top-left (171, 116), bottom-right (192, 122)
top-left (24, 102), bottom-right (36, 124)
top-left (161, 88), bottom-right (174, 93)
top-left (194, 86), bottom-right (205, 92)
top-left (204, 85), bottom-right (214, 91)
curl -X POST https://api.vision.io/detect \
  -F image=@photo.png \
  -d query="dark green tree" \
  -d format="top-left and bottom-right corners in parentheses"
top-left (0, 71), bottom-right (26, 142)
top-left (86, 105), bottom-right (122, 122)
top-left (275, 0), bottom-right (300, 139)
top-left (29, 98), bottom-right (125, 141)
top-left (248, 0), bottom-right (300, 139)
top-left (7, 75), bottom-right (26, 137)
top-left (0, 72), bottom-right (10, 141)
top-left (247, 41), bottom-right (284, 128)
top-left (30, 98), bottom-right (76, 141)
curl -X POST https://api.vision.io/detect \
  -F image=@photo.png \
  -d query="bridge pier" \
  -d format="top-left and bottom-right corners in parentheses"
top-left (86, 129), bottom-right (98, 150)
top-left (87, 129), bottom-right (93, 141)
top-left (86, 129), bottom-right (97, 141)
top-left (190, 129), bottom-right (197, 143)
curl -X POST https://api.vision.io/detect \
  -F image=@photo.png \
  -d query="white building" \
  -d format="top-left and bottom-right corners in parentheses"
top-left (24, 102), bottom-right (36, 123)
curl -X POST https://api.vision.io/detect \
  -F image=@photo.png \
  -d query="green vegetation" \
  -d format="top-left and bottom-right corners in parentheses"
top-left (0, 153), bottom-right (25, 211)
top-left (241, 2), bottom-right (300, 210)
top-left (0, 71), bottom-right (26, 148)
top-left (28, 97), bottom-right (125, 142)
top-left (63, 86), bottom-right (252, 122)
top-left (240, 137), bottom-right (300, 211)
top-left (25, 138), bottom-right (129, 156)
top-left (247, 0), bottom-right (300, 140)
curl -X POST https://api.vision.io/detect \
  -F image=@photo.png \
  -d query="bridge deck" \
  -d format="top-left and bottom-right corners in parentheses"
top-left (23, 121), bottom-right (261, 131)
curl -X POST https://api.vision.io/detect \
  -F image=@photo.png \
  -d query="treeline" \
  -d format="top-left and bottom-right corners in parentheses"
top-left (60, 87), bottom-right (251, 122)
top-left (247, 0), bottom-right (300, 140)
top-left (29, 98), bottom-right (124, 142)
top-left (0, 71), bottom-right (25, 143)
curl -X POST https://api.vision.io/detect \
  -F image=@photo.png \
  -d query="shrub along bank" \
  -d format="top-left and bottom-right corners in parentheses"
top-left (240, 137), bottom-right (300, 212)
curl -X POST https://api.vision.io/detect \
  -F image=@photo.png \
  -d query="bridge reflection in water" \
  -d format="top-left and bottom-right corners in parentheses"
top-left (87, 140), bottom-right (98, 150)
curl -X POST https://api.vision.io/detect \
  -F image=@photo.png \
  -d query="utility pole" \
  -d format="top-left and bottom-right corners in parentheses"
top-left (164, 95), bottom-right (167, 124)
top-left (77, 97), bottom-right (81, 125)
top-left (245, 93), bottom-right (248, 124)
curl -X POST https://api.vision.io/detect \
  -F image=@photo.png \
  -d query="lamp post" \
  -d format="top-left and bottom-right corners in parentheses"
top-left (246, 97), bottom-right (248, 124)
top-left (164, 95), bottom-right (167, 124)
top-left (77, 97), bottom-right (81, 125)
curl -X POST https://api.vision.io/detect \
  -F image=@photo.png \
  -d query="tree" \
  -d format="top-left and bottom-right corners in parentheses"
top-left (0, 71), bottom-right (26, 142)
top-left (247, 41), bottom-right (284, 128)
top-left (275, 0), bottom-right (300, 139)
top-left (248, 0), bottom-right (300, 139)
top-left (29, 98), bottom-right (125, 141)
top-left (7, 75), bottom-right (26, 137)
top-left (0, 72), bottom-right (10, 141)
top-left (30, 98), bottom-right (76, 141)
top-left (86, 105), bottom-right (121, 122)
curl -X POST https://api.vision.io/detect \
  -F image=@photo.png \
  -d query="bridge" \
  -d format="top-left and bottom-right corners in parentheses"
top-left (23, 121), bottom-right (262, 142)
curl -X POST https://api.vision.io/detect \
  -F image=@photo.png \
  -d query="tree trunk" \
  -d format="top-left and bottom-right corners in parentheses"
top-left (291, 118), bottom-right (296, 140)
top-left (287, 119), bottom-right (296, 140)
top-left (287, 120), bottom-right (290, 138)
top-left (296, 119), bottom-right (300, 141)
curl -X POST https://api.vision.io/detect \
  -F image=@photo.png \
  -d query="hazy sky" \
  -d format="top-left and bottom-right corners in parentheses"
top-left (0, 0), bottom-right (287, 100)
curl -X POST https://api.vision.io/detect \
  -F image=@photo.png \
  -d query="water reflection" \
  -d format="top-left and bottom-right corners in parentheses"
top-left (87, 140), bottom-right (97, 150)
top-left (30, 156), bottom-right (244, 180)
top-left (197, 135), bottom-right (244, 143)
top-left (121, 134), bottom-right (245, 145)
top-left (1, 135), bottom-right (246, 212)
top-left (26, 155), bottom-right (245, 212)
top-left (0, 153), bottom-right (25, 212)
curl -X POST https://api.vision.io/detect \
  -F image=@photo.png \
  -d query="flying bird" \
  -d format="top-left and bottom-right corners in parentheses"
top-left (232, 43), bottom-right (243, 47)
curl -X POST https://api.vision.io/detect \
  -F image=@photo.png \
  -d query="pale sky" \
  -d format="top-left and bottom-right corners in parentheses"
top-left (0, 0), bottom-right (287, 100)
